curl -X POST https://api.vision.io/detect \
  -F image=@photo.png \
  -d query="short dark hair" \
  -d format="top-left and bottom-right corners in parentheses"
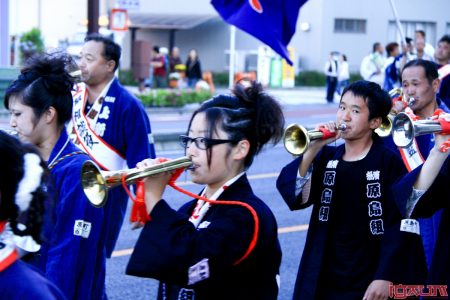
top-left (85, 33), bottom-right (121, 71)
top-left (153, 46), bottom-right (160, 53)
top-left (341, 80), bottom-right (391, 121)
top-left (438, 34), bottom-right (450, 45)
top-left (386, 42), bottom-right (399, 56)
top-left (372, 42), bottom-right (381, 53)
top-left (401, 59), bottom-right (438, 85)
top-left (415, 30), bottom-right (426, 38)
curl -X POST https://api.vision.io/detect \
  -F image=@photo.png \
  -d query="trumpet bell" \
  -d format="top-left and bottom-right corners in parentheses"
top-left (81, 161), bottom-right (107, 207)
top-left (392, 112), bottom-right (443, 148)
top-left (375, 116), bottom-right (393, 137)
top-left (283, 124), bottom-right (310, 156)
top-left (81, 156), bottom-right (192, 207)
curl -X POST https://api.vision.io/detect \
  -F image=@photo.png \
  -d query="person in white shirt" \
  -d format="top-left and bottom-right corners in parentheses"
top-left (337, 54), bottom-right (350, 95)
top-left (360, 42), bottom-right (385, 87)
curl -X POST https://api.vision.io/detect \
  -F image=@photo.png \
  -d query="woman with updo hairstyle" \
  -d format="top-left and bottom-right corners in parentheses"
top-left (4, 52), bottom-right (107, 300)
top-left (0, 131), bottom-right (66, 299)
top-left (126, 81), bottom-right (285, 300)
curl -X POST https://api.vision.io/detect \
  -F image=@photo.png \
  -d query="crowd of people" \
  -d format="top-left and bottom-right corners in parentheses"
top-left (144, 45), bottom-right (215, 94)
top-left (1, 31), bottom-right (449, 300)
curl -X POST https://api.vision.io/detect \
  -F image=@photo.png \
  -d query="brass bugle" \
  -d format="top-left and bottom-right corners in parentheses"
top-left (81, 156), bottom-right (192, 207)
top-left (392, 112), bottom-right (444, 148)
top-left (374, 88), bottom-right (415, 137)
top-left (375, 115), bottom-right (393, 137)
top-left (283, 123), bottom-right (347, 156)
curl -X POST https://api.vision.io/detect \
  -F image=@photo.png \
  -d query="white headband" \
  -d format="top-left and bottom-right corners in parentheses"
top-left (15, 153), bottom-right (44, 212)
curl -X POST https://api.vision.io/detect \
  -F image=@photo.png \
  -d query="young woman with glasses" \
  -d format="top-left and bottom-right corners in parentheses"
top-left (126, 81), bottom-right (285, 300)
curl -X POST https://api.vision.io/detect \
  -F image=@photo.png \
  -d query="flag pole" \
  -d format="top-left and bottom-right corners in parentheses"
top-left (388, 0), bottom-right (406, 45)
top-left (229, 25), bottom-right (236, 89)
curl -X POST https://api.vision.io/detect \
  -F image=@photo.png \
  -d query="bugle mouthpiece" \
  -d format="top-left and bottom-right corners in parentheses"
top-left (407, 97), bottom-right (416, 107)
top-left (337, 123), bottom-right (347, 131)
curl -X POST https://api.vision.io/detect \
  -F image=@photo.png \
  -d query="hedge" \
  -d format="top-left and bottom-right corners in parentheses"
top-left (135, 89), bottom-right (212, 107)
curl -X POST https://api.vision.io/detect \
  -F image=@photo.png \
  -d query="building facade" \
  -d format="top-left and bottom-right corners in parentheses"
top-left (7, 0), bottom-right (450, 74)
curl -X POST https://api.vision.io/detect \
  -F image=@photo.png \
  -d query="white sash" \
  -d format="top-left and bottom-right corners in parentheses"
top-left (398, 140), bottom-right (425, 172)
top-left (69, 84), bottom-right (126, 171)
top-left (438, 64), bottom-right (450, 80)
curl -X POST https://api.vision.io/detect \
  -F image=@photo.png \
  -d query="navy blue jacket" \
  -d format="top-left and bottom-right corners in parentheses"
top-left (126, 174), bottom-right (281, 300)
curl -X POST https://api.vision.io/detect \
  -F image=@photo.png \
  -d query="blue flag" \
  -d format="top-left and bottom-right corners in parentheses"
top-left (211, 0), bottom-right (307, 65)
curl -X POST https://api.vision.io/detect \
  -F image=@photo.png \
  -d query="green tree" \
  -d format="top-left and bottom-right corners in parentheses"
top-left (19, 28), bottom-right (45, 63)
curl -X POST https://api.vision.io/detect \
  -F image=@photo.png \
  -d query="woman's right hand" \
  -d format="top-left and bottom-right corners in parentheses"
top-left (136, 158), bottom-right (173, 214)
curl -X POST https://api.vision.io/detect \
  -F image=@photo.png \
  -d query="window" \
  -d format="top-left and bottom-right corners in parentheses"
top-left (387, 21), bottom-right (436, 45)
top-left (334, 19), bottom-right (366, 33)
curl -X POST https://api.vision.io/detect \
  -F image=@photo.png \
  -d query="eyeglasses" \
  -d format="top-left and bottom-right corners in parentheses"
top-left (179, 135), bottom-right (238, 150)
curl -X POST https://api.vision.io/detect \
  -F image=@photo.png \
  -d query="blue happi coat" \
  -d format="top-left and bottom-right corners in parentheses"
top-left (0, 260), bottom-right (67, 300)
top-left (393, 156), bottom-right (450, 290)
top-left (384, 99), bottom-right (449, 269)
top-left (38, 130), bottom-right (107, 300)
top-left (71, 78), bottom-right (156, 257)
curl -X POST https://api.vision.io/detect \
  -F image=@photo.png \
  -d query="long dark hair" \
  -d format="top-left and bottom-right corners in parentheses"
top-left (187, 81), bottom-right (285, 168)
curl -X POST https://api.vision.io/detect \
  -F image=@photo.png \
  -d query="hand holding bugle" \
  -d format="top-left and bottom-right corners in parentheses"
top-left (283, 123), bottom-right (347, 155)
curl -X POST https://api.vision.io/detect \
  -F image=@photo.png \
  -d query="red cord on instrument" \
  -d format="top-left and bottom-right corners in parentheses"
top-left (168, 180), bottom-right (259, 266)
top-left (120, 157), bottom-right (260, 265)
top-left (122, 175), bottom-right (150, 223)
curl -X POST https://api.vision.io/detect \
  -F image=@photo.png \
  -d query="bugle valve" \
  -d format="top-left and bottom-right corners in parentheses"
top-left (392, 112), bottom-right (450, 148)
top-left (81, 156), bottom-right (192, 207)
top-left (283, 123), bottom-right (347, 156)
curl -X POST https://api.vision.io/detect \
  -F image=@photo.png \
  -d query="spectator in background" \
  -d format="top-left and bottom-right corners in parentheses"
top-left (399, 37), bottom-right (417, 71)
top-left (185, 49), bottom-right (202, 88)
top-left (151, 46), bottom-right (167, 88)
top-left (169, 46), bottom-right (183, 73)
top-left (415, 30), bottom-right (435, 59)
top-left (435, 34), bottom-right (450, 108)
top-left (337, 54), bottom-right (349, 95)
top-left (324, 51), bottom-right (339, 103)
top-left (415, 38), bottom-right (434, 61)
top-left (360, 42), bottom-right (385, 87)
top-left (383, 42), bottom-right (401, 91)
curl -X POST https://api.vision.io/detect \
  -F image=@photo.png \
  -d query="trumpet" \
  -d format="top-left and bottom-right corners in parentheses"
top-left (283, 123), bottom-right (347, 156)
top-left (374, 88), bottom-right (415, 137)
top-left (81, 156), bottom-right (192, 207)
top-left (392, 112), bottom-right (445, 148)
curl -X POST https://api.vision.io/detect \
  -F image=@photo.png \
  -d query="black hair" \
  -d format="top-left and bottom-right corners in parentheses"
top-left (415, 30), bottom-right (426, 38)
top-left (4, 52), bottom-right (76, 127)
top-left (187, 81), bottom-right (285, 168)
top-left (372, 42), bottom-right (381, 53)
top-left (385, 42), bottom-right (399, 56)
top-left (401, 59), bottom-right (438, 85)
top-left (405, 37), bottom-right (413, 44)
top-left (0, 131), bottom-right (48, 244)
top-left (153, 46), bottom-right (160, 54)
top-left (341, 80), bottom-right (391, 121)
top-left (84, 33), bottom-right (121, 71)
top-left (438, 34), bottom-right (450, 45)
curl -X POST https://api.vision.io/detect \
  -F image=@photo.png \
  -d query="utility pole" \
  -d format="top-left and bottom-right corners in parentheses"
top-left (87, 0), bottom-right (99, 34)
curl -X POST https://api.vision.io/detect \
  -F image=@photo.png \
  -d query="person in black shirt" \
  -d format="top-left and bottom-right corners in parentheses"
top-left (277, 80), bottom-right (427, 299)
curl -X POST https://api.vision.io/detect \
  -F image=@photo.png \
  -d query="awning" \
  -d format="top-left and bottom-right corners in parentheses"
top-left (128, 13), bottom-right (217, 30)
